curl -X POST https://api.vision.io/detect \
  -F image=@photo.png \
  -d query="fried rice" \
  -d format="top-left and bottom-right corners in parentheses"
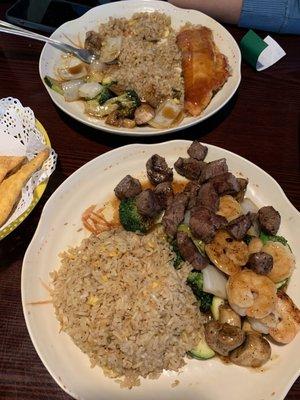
top-left (97, 12), bottom-right (184, 107)
top-left (51, 226), bottom-right (204, 387)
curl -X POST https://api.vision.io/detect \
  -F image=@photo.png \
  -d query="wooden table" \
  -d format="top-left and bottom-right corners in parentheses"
top-left (0, 1), bottom-right (299, 399)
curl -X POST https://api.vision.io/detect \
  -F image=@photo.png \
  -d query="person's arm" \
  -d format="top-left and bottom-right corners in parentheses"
top-left (169, 0), bottom-right (243, 24)
top-left (238, 0), bottom-right (300, 34)
top-left (169, 0), bottom-right (300, 34)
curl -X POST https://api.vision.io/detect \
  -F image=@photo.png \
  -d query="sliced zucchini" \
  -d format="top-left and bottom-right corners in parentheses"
top-left (188, 335), bottom-right (215, 360)
top-left (44, 76), bottom-right (63, 95)
top-left (211, 296), bottom-right (225, 321)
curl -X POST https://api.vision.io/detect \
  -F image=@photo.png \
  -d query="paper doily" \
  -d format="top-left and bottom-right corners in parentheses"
top-left (0, 97), bottom-right (57, 234)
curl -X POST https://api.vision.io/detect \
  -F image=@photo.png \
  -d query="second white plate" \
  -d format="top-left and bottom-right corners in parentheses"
top-left (39, 0), bottom-right (241, 136)
top-left (22, 140), bottom-right (300, 400)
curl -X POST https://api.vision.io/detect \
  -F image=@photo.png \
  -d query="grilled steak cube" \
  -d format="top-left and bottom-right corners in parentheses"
top-left (162, 192), bottom-right (189, 237)
top-left (146, 154), bottom-right (173, 185)
top-left (114, 175), bottom-right (142, 199)
top-left (174, 157), bottom-right (206, 180)
top-left (177, 231), bottom-right (208, 270)
top-left (199, 158), bottom-right (228, 183)
top-left (187, 141), bottom-right (208, 161)
top-left (258, 206), bottom-right (281, 235)
top-left (136, 189), bottom-right (162, 218)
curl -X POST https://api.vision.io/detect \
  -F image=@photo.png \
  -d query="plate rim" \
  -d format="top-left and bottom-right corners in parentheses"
top-left (0, 119), bottom-right (50, 240)
top-left (22, 140), bottom-right (300, 399)
top-left (39, 0), bottom-right (241, 137)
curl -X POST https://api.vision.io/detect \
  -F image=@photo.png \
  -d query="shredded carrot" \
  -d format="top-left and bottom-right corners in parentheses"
top-left (82, 204), bottom-right (119, 234)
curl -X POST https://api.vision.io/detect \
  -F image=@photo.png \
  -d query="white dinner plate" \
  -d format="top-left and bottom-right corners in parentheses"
top-left (22, 140), bottom-right (300, 400)
top-left (39, 0), bottom-right (241, 136)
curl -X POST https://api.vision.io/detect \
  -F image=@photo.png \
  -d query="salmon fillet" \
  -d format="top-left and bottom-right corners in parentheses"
top-left (177, 27), bottom-right (229, 117)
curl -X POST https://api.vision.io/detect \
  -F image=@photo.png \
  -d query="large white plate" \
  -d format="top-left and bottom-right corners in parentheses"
top-left (39, 0), bottom-right (241, 136)
top-left (22, 140), bottom-right (300, 400)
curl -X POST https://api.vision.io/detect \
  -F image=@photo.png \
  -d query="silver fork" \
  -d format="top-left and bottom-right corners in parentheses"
top-left (0, 19), bottom-right (96, 64)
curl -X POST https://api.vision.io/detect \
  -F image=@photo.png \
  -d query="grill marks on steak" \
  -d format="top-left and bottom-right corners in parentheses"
top-left (162, 193), bottom-right (189, 237)
top-left (174, 157), bottom-right (206, 180)
top-left (176, 231), bottom-right (208, 270)
top-left (146, 154), bottom-right (173, 185)
top-left (258, 206), bottom-right (281, 235)
top-left (189, 206), bottom-right (227, 243)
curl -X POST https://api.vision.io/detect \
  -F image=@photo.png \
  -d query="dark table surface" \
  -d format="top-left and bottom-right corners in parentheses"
top-left (0, 1), bottom-right (299, 399)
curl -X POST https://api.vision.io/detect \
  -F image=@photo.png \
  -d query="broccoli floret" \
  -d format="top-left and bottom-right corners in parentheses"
top-left (171, 240), bottom-right (183, 269)
top-left (119, 198), bottom-right (152, 234)
top-left (98, 87), bottom-right (114, 105)
top-left (259, 232), bottom-right (291, 250)
top-left (187, 271), bottom-right (204, 297)
top-left (197, 292), bottom-right (214, 313)
top-left (187, 271), bottom-right (213, 313)
top-left (114, 90), bottom-right (141, 118)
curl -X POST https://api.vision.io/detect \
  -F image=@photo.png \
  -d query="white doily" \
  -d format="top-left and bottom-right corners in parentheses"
top-left (0, 97), bottom-right (57, 231)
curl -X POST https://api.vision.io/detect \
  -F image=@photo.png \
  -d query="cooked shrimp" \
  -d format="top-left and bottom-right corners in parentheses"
top-left (248, 313), bottom-right (278, 335)
top-left (217, 195), bottom-right (242, 222)
top-left (248, 292), bottom-right (300, 343)
top-left (248, 237), bottom-right (263, 254)
top-left (262, 242), bottom-right (295, 283)
top-left (269, 292), bottom-right (300, 343)
top-left (205, 230), bottom-right (248, 275)
top-left (227, 269), bottom-right (277, 319)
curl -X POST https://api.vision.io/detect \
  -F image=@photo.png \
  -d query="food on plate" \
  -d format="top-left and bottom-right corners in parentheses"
top-left (204, 320), bottom-right (245, 356)
top-left (227, 269), bottom-right (277, 319)
top-left (146, 154), bottom-right (173, 185)
top-left (50, 141), bottom-right (299, 387)
top-left (248, 291), bottom-right (300, 344)
top-left (218, 303), bottom-right (241, 327)
top-left (177, 26), bottom-right (229, 116)
top-left (229, 332), bottom-right (271, 368)
top-left (44, 12), bottom-right (229, 129)
top-left (0, 149), bottom-right (49, 227)
top-left (51, 227), bottom-right (204, 388)
top-left (261, 241), bottom-right (295, 283)
top-left (205, 230), bottom-right (248, 275)
top-left (0, 155), bottom-right (26, 183)
top-left (217, 195), bottom-right (242, 221)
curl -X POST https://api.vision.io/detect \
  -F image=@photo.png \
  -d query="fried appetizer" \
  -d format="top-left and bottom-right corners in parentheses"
top-left (0, 148), bottom-right (50, 227)
top-left (0, 156), bottom-right (26, 184)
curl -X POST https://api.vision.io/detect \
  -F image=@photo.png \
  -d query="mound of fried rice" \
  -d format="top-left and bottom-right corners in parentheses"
top-left (51, 227), bottom-right (204, 387)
